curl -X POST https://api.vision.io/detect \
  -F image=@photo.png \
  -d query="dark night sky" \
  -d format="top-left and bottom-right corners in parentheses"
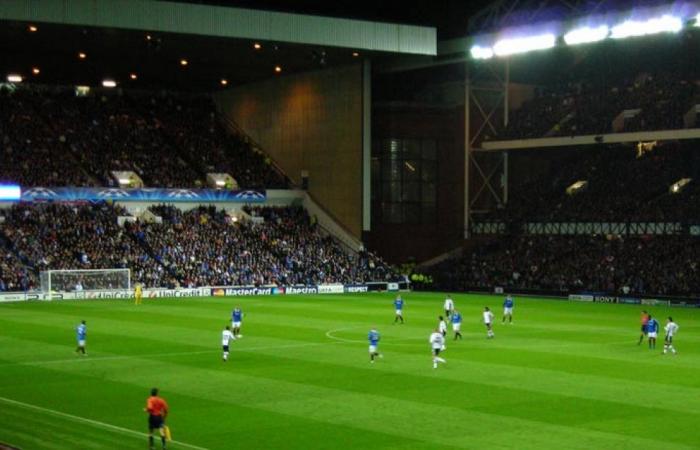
top-left (168, 0), bottom-right (493, 38)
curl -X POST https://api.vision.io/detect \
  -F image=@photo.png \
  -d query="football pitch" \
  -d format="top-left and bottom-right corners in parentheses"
top-left (0, 292), bottom-right (698, 450)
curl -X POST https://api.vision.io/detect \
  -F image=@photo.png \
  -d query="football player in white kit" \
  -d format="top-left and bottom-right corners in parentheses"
top-left (429, 329), bottom-right (446, 369)
top-left (483, 307), bottom-right (495, 338)
top-left (663, 317), bottom-right (679, 355)
top-left (222, 325), bottom-right (235, 361)
top-left (444, 295), bottom-right (455, 318)
top-left (438, 316), bottom-right (447, 350)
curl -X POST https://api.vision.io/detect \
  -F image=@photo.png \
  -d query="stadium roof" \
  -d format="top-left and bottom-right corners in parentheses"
top-left (0, 0), bottom-right (437, 91)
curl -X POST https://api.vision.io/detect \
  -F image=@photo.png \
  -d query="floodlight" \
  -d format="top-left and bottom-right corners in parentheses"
top-left (7, 74), bottom-right (22, 83)
top-left (670, 178), bottom-right (691, 194)
top-left (0, 185), bottom-right (21, 200)
top-left (564, 25), bottom-right (609, 45)
top-left (566, 180), bottom-right (588, 195)
top-left (611, 15), bottom-right (682, 39)
top-left (493, 34), bottom-right (556, 56)
top-left (102, 79), bottom-right (117, 88)
top-left (470, 45), bottom-right (494, 60)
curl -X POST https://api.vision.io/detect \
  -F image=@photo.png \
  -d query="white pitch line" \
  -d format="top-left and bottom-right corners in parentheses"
top-left (0, 395), bottom-right (210, 450)
top-left (325, 327), bottom-right (423, 346)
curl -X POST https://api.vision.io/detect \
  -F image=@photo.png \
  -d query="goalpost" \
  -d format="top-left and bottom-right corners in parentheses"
top-left (40, 269), bottom-right (131, 294)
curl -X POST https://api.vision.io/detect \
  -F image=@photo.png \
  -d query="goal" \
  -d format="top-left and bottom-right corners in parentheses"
top-left (40, 269), bottom-right (131, 293)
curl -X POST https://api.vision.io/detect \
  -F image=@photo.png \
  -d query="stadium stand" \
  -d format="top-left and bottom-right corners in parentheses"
top-left (483, 141), bottom-right (700, 223)
top-left (0, 203), bottom-right (171, 289)
top-left (0, 203), bottom-right (396, 290)
top-left (0, 237), bottom-right (35, 292)
top-left (431, 235), bottom-right (700, 296)
top-left (442, 143), bottom-right (700, 297)
top-left (0, 86), bottom-right (288, 189)
top-left (495, 70), bottom-right (699, 140)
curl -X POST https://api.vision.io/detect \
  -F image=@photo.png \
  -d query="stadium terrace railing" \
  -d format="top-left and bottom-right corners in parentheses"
top-left (471, 221), bottom-right (689, 236)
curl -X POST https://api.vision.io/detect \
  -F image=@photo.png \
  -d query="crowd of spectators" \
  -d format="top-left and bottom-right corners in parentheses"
top-left (0, 236), bottom-right (35, 291)
top-left (138, 204), bottom-right (394, 287)
top-left (0, 203), bottom-right (171, 289)
top-left (0, 86), bottom-right (289, 189)
top-left (0, 203), bottom-right (395, 291)
top-left (0, 89), bottom-right (94, 187)
top-left (432, 235), bottom-right (700, 297)
top-left (483, 141), bottom-right (700, 223)
top-left (496, 71), bottom-right (700, 140)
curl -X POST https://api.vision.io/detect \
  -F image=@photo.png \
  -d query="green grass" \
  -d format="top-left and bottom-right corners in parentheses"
top-left (0, 292), bottom-right (699, 449)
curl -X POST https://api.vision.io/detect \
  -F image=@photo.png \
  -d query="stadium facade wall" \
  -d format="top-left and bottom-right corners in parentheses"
top-left (367, 105), bottom-right (465, 263)
top-left (215, 65), bottom-right (363, 238)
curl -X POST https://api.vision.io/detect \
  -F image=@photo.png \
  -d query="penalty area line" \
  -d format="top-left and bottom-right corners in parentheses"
top-left (0, 395), bottom-right (210, 450)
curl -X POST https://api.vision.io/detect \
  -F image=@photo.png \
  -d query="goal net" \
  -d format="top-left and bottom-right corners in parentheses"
top-left (40, 269), bottom-right (131, 293)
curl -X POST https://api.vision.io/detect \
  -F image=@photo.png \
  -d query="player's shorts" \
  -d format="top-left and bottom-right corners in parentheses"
top-left (641, 325), bottom-right (648, 333)
top-left (148, 415), bottom-right (164, 430)
top-left (395, 309), bottom-right (403, 316)
top-left (432, 347), bottom-right (441, 356)
top-left (504, 307), bottom-right (513, 315)
top-left (369, 345), bottom-right (377, 353)
top-left (78, 340), bottom-right (85, 347)
top-left (648, 332), bottom-right (657, 339)
top-left (223, 345), bottom-right (229, 352)
top-left (232, 321), bottom-right (241, 328)
top-left (452, 323), bottom-right (461, 332)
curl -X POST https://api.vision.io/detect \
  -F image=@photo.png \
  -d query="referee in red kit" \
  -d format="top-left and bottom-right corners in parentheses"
top-left (144, 387), bottom-right (169, 449)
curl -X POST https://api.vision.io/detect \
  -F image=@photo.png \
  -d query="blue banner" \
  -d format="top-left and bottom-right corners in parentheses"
top-left (19, 187), bottom-right (266, 203)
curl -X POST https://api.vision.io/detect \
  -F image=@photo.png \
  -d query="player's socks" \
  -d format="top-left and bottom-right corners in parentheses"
top-left (149, 435), bottom-right (154, 448)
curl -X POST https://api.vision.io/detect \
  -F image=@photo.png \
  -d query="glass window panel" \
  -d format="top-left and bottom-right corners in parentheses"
top-left (371, 158), bottom-right (381, 200)
top-left (404, 204), bottom-right (421, 223)
top-left (384, 203), bottom-right (403, 223)
top-left (381, 158), bottom-right (401, 181)
top-left (422, 140), bottom-right (437, 160)
top-left (422, 183), bottom-right (436, 204)
top-left (381, 181), bottom-right (401, 201)
top-left (402, 182), bottom-right (421, 202)
top-left (421, 161), bottom-right (436, 182)
top-left (372, 140), bottom-right (381, 157)
top-left (384, 139), bottom-right (402, 158)
top-left (404, 139), bottom-right (420, 158)
top-left (422, 203), bottom-right (436, 224)
top-left (402, 160), bottom-right (421, 182)
top-left (371, 203), bottom-right (382, 222)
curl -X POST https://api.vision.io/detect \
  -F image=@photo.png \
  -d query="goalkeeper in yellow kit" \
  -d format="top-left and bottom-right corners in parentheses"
top-left (134, 283), bottom-right (143, 305)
